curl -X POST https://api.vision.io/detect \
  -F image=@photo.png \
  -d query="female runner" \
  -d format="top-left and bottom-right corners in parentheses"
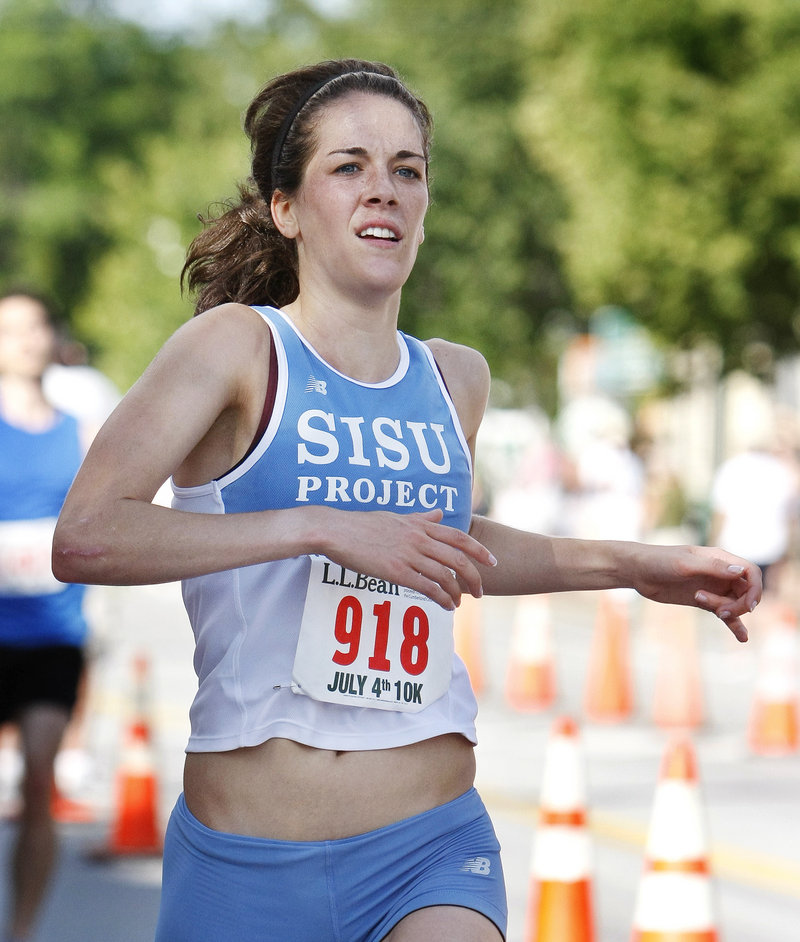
top-left (53, 59), bottom-right (760, 942)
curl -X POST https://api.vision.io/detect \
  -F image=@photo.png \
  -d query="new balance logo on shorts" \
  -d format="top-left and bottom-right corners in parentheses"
top-left (460, 856), bottom-right (492, 875)
top-left (305, 376), bottom-right (327, 394)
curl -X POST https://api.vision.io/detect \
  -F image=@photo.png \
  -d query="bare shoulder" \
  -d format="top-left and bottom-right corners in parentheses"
top-left (110, 302), bottom-right (273, 445)
top-left (161, 303), bottom-right (269, 362)
top-left (86, 303), bottom-right (273, 495)
top-left (424, 338), bottom-right (491, 442)
top-left (145, 303), bottom-right (270, 396)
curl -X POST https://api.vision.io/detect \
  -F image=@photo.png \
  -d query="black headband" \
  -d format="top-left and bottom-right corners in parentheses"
top-left (269, 70), bottom-right (389, 192)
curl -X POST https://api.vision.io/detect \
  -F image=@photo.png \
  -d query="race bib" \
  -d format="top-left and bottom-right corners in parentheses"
top-left (292, 556), bottom-right (454, 712)
top-left (0, 518), bottom-right (64, 596)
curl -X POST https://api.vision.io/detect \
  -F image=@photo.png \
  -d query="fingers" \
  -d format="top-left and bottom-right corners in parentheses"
top-left (398, 512), bottom-right (497, 610)
top-left (411, 566), bottom-right (461, 612)
top-left (421, 520), bottom-right (497, 606)
top-left (693, 589), bottom-right (749, 642)
top-left (716, 557), bottom-right (763, 612)
top-left (324, 509), bottom-right (498, 612)
top-left (694, 592), bottom-right (749, 641)
top-left (693, 558), bottom-right (762, 643)
top-left (418, 509), bottom-right (498, 567)
top-left (694, 550), bottom-right (762, 641)
top-left (726, 617), bottom-right (749, 644)
top-left (410, 548), bottom-right (483, 611)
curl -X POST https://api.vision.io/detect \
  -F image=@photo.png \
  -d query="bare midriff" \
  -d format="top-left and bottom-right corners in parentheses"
top-left (183, 733), bottom-right (476, 841)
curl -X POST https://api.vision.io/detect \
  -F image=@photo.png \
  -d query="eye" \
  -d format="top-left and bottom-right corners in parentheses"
top-left (334, 162), bottom-right (361, 175)
top-left (396, 166), bottom-right (422, 180)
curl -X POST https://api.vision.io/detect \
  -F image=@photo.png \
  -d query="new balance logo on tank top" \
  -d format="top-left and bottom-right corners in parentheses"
top-left (172, 307), bottom-right (478, 753)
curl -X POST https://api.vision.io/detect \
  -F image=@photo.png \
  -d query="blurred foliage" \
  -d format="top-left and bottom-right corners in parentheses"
top-left (0, 0), bottom-right (187, 323)
top-left (519, 0), bottom-right (800, 370)
top-left (1, 0), bottom-right (799, 408)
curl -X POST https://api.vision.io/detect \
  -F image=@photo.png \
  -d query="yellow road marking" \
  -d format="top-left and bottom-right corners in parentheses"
top-left (482, 789), bottom-right (800, 899)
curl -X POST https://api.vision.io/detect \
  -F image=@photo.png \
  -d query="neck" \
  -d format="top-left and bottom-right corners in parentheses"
top-left (0, 374), bottom-right (55, 431)
top-left (282, 289), bottom-right (403, 383)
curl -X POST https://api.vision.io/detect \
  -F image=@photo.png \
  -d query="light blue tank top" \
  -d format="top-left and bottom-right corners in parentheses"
top-left (172, 307), bottom-right (478, 752)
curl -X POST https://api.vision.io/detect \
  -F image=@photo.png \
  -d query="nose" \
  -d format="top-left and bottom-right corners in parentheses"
top-left (363, 168), bottom-right (398, 205)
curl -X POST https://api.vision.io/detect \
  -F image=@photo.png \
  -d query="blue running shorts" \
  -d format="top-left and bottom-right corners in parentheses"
top-left (154, 787), bottom-right (507, 942)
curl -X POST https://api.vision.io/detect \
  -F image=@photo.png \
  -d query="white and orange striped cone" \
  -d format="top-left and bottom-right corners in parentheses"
top-left (454, 592), bottom-right (486, 698)
top-left (584, 592), bottom-right (634, 723)
top-left (91, 656), bottom-right (162, 859)
top-left (524, 715), bottom-right (595, 942)
top-left (651, 606), bottom-right (704, 730)
top-left (747, 602), bottom-right (799, 756)
top-left (505, 595), bottom-right (557, 712)
top-left (631, 736), bottom-right (718, 941)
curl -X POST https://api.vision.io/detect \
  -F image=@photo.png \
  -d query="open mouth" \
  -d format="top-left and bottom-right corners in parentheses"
top-left (358, 226), bottom-right (400, 241)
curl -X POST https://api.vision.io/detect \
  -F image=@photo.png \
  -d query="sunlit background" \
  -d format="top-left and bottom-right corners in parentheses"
top-left (1, 1), bottom-right (799, 940)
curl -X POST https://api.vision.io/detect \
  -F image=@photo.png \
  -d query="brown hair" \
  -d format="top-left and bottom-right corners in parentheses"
top-left (182, 59), bottom-right (433, 315)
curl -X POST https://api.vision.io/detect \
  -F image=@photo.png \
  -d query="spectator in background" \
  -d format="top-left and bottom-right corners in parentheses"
top-left (0, 291), bottom-right (89, 942)
top-left (43, 328), bottom-right (121, 439)
top-left (43, 325), bottom-right (120, 798)
top-left (710, 433), bottom-right (800, 595)
top-left (560, 402), bottom-right (646, 543)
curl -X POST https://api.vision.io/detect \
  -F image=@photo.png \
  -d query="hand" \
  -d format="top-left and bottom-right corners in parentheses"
top-left (318, 508), bottom-right (497, 611)
top-left (628, 544), bottom-right (761, 642)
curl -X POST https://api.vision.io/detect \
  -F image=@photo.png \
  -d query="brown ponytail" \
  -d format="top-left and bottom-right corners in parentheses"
top-left (181, 184), bottom-right (298, 315)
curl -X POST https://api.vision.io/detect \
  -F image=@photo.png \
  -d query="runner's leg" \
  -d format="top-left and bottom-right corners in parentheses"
top-left (7, 704), bottom-right (69, 940)
top-left (383, 905), bottom-right (503, 942)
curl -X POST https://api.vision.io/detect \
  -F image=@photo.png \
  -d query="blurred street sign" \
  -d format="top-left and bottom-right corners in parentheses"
top-left (590, 305), bottom-right (663, 397)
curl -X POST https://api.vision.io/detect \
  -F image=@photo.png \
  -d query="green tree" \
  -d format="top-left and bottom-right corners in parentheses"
top-left (10, 0), bottom-right (796, 401)
top-left (74, 11), bottom-right (328, 388)
top-left (518, 0), bottom-right (800, 369)
top-left (1, 0), bottom-right (573, 402)
top-left (77, 0), bottom-right (573, 402)
top-left (0, 0), bottom-right (186, 324)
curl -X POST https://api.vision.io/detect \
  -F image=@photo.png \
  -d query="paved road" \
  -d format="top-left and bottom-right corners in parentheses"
top-left (1, 582), bottom-right (797, 941)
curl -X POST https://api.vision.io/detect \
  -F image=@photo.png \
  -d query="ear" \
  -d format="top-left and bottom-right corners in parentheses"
top-left (418, 225), bottom-right (425, 245)
top-left (270, 190), bottom-right (299, 240)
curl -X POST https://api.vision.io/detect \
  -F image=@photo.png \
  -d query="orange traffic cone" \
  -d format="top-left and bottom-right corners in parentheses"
top-left (524, 715), bottom-right (595, 942)
top-left (584, 592), bottom-right (634, 723)
top-left (631, 736), bottom-right (718, 941)
top-left (91, 656), bottom-right (162, 859)
top-left (747, 603), bottom-right (799, 756)
top-left (454, 593), bottom-right (485, 697)
top-left (651, 606), bottom-right (704, 730)
top-left (506, 595), bottom-right (557, 712)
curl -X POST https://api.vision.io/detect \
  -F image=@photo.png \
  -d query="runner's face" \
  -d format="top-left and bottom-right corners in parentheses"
top-left (276, 91), bottom-right (429, 300)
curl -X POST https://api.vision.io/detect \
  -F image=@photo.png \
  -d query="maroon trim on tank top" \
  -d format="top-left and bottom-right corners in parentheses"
top-left (432, 359), bottom-right (450, 396)
top-left (215, 326), bottom-right (279, 481)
